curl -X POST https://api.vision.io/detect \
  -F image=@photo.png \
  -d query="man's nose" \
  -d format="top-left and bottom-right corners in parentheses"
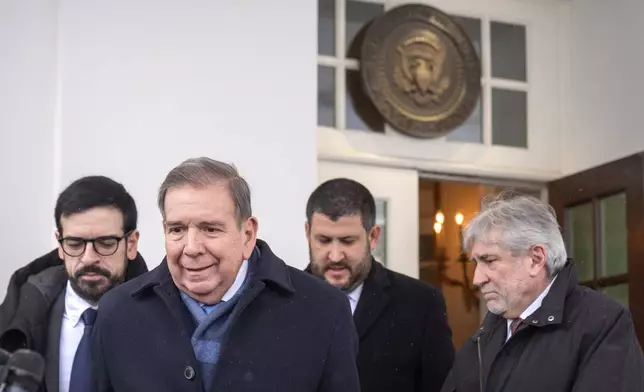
top-left (472, 262), bottom-right (488, 288)
top-left (328, 243), bottom-right (344, 262)
top-left (183, 227), bottom-right (204, 256)
top-left (81, 242), bottom-right (101, 264)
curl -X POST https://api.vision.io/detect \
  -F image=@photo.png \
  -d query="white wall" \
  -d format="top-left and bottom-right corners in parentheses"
top-left (318, 161), bottom-right (419, 279)
top-left (0, 0), bottom-right (317, 299)
top-left (0, 1), bottom-right (58, 296)
top-left (563, 0), bottom-right (644, 175)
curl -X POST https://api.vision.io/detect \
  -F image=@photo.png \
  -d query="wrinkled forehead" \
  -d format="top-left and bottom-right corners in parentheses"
top-left (467, 228), bottom-right (530, 262)
top-left (470, 241), bottom-right (508, 261)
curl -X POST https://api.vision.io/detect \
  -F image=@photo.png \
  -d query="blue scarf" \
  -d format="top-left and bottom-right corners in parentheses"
top-left (180, 265), bottom-right (250, 391)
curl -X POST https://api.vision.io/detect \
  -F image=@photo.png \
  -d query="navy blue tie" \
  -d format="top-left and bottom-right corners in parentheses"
top-left (69, 308), bottom-right (98, 392)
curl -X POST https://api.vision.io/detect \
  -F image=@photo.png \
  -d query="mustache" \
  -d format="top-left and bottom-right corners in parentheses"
top-left (325, 261), bottom-right (351, 271)
top-left (75, 264), bottom-right (111, 278)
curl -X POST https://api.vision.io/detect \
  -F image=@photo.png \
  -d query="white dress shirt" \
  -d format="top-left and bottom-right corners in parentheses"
top-left (505, 275), bottom-right (557, 341)
top-left (59, 281), bottom-right (97, 392)
top-left (222, 259), bottom-right (248, 302)
top-left (346, 283), bottom-right (364, 315)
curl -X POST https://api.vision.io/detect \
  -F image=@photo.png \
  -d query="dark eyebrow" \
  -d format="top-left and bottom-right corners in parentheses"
top-left (62, 233), bottom-right (123, 239)
top-left (163, 221), bottom-right (185, 227)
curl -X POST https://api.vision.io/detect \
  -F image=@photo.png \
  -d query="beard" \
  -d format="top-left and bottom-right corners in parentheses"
top-left (309, 243), bottom-right (373, 292)
top-left (69, 263), bottom-right (126, 304)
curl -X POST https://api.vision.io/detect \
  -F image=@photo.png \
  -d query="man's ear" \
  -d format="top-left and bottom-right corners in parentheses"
top-left (368, 225), bottom-right (381, 252)
top-left (241, 217), bottom-right (259, 260)
top-left (126, 230), bottom-right (140, 260)
top-left (529, 245), bottom-right (548, 277)
top-left (305, 221), bottom-right (310, 238)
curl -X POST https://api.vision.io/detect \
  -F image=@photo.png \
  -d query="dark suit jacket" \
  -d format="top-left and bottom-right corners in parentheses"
top-left (308, 259), bottom-right (455, 392)
top-left (45, 292), bottom-right (65, 392)
top-left (91, 240), bottom-right (361, 392)
top-left (0, 249), bottom-right (148, 392)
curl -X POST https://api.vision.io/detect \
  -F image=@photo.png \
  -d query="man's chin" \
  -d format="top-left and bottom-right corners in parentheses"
top-left (486, 302), bottom-right (507, 315)
top-left (73, 286), bottom-right (109, 303)
top-left (71, 277), bottom-right (121, 303)
top-left (324, 275), bottom-right (350, 289)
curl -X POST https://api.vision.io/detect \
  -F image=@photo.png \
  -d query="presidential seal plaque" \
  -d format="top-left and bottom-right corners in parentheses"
top-left (360, 4), bottom-right (481, 138)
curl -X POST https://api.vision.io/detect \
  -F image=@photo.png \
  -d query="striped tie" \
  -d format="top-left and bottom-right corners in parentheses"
top-left (510, 318), bottom-right (522, 337)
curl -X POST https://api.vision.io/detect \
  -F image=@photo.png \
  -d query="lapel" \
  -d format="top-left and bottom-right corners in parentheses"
top-left (152, 274), bottom-right (204, 392)
top-left (482, 320), bottom-right (507, 389)
top-left (469, 311), bottom-right (506, 390)
top-left (352, 260), bottom-right (391, 339)
top-left (45, 289), bottom-right (65, 392)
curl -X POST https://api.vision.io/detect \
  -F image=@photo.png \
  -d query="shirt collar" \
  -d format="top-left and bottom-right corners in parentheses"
top-left (221, 259), bottom-right (249, 302)
top-left (519, 274), bottom-right (557, 320)
top-left (346, 282), bottom-right (364, 306)
top-left (63, 280), bottom-right (97, 328)
top-left (180, 258), bottom-right (249, 306)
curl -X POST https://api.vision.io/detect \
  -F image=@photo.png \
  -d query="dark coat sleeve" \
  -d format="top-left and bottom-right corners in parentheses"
top-left (0, 273), bottom-right (21, 333)
top-left (572, 308), bottom-right (644, 391)
top-left (316, 301), bottom-right (361, 392)
top-left (91, 310), bottom-right (114, 392)
top-left (421, 290), bottom-right (455, 392)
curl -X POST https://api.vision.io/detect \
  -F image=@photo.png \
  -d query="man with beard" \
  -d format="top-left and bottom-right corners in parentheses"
top-left (441, 194), bottom-right (644, 392)
top-left (0, 176), bottom-right (148, 392)
top-left (304, 178), bottom-right (455, 392)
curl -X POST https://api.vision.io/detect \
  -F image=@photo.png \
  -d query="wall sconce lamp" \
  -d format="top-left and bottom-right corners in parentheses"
top-left (433, 210), bottom-right (479, 311)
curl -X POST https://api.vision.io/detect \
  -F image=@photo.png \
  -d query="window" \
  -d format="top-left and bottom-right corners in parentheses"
top-left (373, 199), bottom-right (387, 265)
top-left (317, 0), bottom-right (529, 148)
top-left (565, 193), bottom-right (628, 308)
top-left (318, 0), bottom-right (386, 133)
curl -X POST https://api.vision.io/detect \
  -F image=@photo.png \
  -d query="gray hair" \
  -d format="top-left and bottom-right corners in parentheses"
top-left (463, 192), bottom-right (567, 276)
top-left (157, 157), bottom-right (252, 226)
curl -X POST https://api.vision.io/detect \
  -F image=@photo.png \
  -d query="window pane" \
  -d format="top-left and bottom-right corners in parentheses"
top-left (492, 89), bottom-right (527, 148)
top-left (603, 284), bottom-right (629, 309)
top-left (445, 16), bottom-right (482, 143)
top-left (491, 21), bottom-right (527, 81)
top-left (318, 0), bottom-right (335, 56)
top-left (373, 199), bottom-right (387, 265)
top-left (446, 94), bottom-right (482, 143)
top-left (346, 69), bottom-right (385, 132)
top-left (318, 66), bottom-right (335, 127)
top-left (346, 0), bottom-right (384, 59)
top-left (566, 203), bottom-right (594, 282)
top-left (453, 16), bottom-right (482, 58)
top-left (600, 193), bottom-right (628, 277)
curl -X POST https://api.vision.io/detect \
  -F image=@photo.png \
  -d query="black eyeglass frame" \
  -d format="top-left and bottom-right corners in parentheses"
top-left (58, 230), bottom-right (134, 257)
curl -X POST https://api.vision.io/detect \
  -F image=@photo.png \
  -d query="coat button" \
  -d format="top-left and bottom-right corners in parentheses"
top-left (547, 315), bottom-right (555, 322)
top-left (184, 366), bottom-right (196, 380)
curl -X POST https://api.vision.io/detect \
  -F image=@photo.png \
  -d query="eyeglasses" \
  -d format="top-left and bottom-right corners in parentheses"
top-left (58, 231), bottom-right (132, 257)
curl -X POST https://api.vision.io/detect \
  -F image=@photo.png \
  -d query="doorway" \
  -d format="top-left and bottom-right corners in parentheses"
top-left (417, 175), bottom-right (543, 349)
top-left (318, 156), bottom-right (644, 348)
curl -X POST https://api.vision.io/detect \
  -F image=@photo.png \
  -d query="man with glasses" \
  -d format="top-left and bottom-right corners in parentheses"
top-left (0, 175), bottom-right (148, 392)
